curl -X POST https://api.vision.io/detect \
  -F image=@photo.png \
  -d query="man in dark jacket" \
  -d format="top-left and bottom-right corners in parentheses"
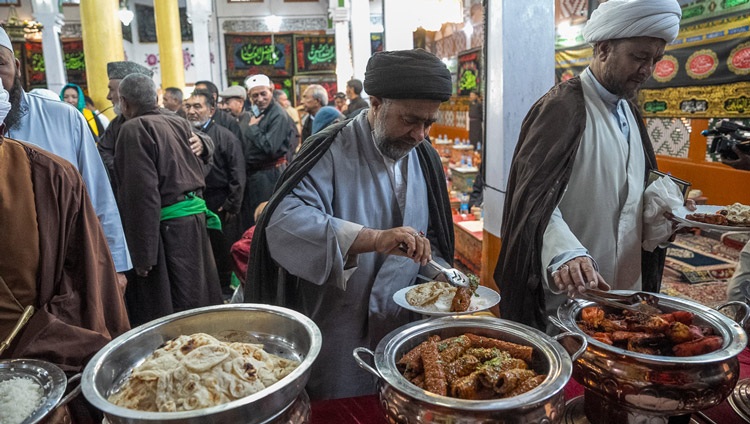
top-left (344, 78), bottom-right (369, 119)
top-left (185, 89), bottom-right (246, 293)
top-left (238, 73), bottom-right (295, 231)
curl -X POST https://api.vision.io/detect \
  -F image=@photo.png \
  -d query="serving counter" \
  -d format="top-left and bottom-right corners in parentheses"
top-left (310, 347), bottom-right (750, 424)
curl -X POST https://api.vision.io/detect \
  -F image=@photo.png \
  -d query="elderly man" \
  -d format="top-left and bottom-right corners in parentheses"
top-left (196, 80), bottom-right (243, 140)
top-left (0, 28), bottom-right (132, 285)
top-left (495, 0), bottom-right (682, 332)
top-left (246, 49), bottom-right (455, 400)
top-left (0, 81), bottom-right (129, 422)
top-left (239, 74), bottom-right (296, 231)
top-left (99, 63), bottom-right (213, 193)
top-left (299, 84), bottom-right (328, 143)
top-left (163, 86), bottom-right (186, 118)
top-left (114, 74), bottom-right (222, 326)
top-left (219, 85), bottom-right (249, 121)
top-left (185, 89), bottom-right (246, 293)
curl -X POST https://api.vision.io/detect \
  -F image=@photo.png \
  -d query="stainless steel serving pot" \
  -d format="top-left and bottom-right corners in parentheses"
top-left (554, 291), bottom-right (748, 424)
top-left (82, 304), bottom-right (321, 424)
top-left (353, 315), bottom-right (587, 424)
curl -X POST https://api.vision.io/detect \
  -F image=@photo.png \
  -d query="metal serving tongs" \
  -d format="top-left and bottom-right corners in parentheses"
top-left (0, 305), bottom-right (34, 356)
top-left (574, 289), bottom-right (662, 315)
top-left (399, 242), bottom-right (470, 288)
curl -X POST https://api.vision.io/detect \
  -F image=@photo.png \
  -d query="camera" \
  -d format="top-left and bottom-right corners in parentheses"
top-left (703, 121), bottom-right (750, 161)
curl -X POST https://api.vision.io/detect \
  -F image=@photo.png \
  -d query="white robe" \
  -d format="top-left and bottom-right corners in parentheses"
top-left (266, 112), bottom-right (431, 400)
top-left (541, 70), bottom-right (646, 321)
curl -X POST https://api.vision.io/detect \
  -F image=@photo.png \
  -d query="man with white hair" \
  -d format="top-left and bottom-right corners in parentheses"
top-left (299, 84), bottom-right (328, 143)
top-left (495, 0), bottom-right (683, 331)
top-left (114, 74), bottom-right (222, 326)
top-left (238, 73), bottom-right (295, 231)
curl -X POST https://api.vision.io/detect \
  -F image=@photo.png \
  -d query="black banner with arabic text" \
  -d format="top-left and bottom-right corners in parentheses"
top-left (294, 35), bottom-right (336, 74)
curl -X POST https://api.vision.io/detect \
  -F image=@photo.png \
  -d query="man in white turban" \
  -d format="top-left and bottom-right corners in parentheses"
top-left (495, 0), bottom-right (683, 331)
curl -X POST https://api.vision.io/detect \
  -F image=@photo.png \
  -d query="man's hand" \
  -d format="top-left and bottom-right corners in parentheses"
top-left (135, 266), bottom-right (152, 277)
top-left (722, 146), bottom-right (750, 171)
top-left (350, 226), bottom-right (432, 266)
top-left (116, 272), bottom-right (128, 295)
top-left (189, 132), bottom-right (204, 157)
top-left (551, 256), bottom-right (609, 296)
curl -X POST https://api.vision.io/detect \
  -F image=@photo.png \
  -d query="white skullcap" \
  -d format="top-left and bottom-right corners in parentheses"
top-left (583, 0), bottom-right (682, 44)
top-left (245, 74), bottom-right (271, 90)
top-left (0, 27), bottom-right (13, 53)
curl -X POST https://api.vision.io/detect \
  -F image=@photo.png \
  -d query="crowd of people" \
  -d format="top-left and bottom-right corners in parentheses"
top-left (2, 0), bottom-right (749, 421)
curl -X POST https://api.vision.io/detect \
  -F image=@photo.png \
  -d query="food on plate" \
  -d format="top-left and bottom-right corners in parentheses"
top-left (397, 333), bottom-right (543, 400)
top-left (0, 377), bottom-right (43, 424)
top-left (576, 306), bottom-right (723, 356)
top-left (108, 333), bottom-right (299, 412)
top-left (405, 276), bottom-right (480, 313)
top-left (686, 203), bottom-right (750, 227)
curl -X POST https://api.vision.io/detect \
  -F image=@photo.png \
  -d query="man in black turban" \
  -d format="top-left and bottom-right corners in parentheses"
top-left (245, 49), bottom-right (455, 400)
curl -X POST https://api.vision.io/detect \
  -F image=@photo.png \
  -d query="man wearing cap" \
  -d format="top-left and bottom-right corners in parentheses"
top-left (114, 74), bottom-right (223, 327)
top-left (495, 0), bottom-right (683, 332)
top-left (99, 63), bottom-right (213, 192)
top-left (219, 85), bottom-right (249, 121)
top-left (0, 27), bottom-right (132, 286)
top-left (239, 73), bottom-right (295, 232)
top-left (245, 49), bottom-right (454, 400)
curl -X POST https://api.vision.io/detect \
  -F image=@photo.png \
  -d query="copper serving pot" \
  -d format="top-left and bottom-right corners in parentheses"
top-left (554, 291), bottom-right (749, 424)
top-left (353, 315), bottom-right (587, 424)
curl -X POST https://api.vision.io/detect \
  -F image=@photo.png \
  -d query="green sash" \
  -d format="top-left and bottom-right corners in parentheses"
top-left (160, 192), bottom-right (222, 231)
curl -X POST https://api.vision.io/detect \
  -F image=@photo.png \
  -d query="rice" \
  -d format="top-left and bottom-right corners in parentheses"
top-left (0, 377), bottom-right (43, 424)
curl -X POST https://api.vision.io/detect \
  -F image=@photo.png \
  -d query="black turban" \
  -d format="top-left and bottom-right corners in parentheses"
top-left (364, 49), bottom-right (452, 102)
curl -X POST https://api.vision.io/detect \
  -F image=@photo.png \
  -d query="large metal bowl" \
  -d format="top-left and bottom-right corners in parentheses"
top-left (555, 291), bottom-right (748, 423)
top-left (354, 315), bottom-right (587, 423)
top-left (82, 304), bottom-right (321, 424)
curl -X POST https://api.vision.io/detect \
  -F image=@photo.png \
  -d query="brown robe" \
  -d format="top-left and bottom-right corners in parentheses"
top-left (114, 109), bottom-right (222, 327)
top-left (493, 77), bottom-right (664, 331)
top-left (0, 137), bottom-right (130, 371)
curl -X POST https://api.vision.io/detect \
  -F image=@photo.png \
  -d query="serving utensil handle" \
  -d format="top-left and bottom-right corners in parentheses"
top-left (352, 347), bottom-right (382, 379)
top-left (57, 373), bottom-right (82, 408)
top-left (553, 332), bottom-right (587, 362)
top-left (0, 305), bottom-right (34, 356)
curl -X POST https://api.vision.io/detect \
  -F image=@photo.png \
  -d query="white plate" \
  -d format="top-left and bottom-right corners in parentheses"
top-left (672, 205), bottom-right (750, 232)
top-left (393, 285), bottom-right (500, 317)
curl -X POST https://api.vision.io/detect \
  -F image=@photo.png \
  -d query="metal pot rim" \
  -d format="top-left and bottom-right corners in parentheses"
top-left (82, 304), bottom-right (321, 420)
top-left (372, 315), bottom-right (574, 411)
top-left (556, 291), bottom-right (747, 363)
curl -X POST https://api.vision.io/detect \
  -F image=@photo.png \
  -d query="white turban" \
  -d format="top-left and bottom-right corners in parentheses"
top-left (583, 0), bottom-right (682, 44)
top-left (0, 27), bottom-right (13, 53)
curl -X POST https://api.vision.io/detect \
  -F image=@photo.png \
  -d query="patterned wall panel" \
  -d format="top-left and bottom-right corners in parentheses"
top-left (647, 117), bottom-right (692, 158)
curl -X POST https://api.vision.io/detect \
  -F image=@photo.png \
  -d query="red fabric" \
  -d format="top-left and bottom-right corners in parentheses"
top-left (310, 348), bottom-right (750, 424)
top-left (230, 226), bottom-right (255, 284)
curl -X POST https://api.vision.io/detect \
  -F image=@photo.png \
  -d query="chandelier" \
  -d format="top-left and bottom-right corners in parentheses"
top-left (1, 6), bottom-right (43, 41)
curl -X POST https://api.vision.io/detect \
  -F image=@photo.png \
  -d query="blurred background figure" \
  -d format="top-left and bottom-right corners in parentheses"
top-left (310, 106), bottom-right (344, 136)
top-left (60, 82), bottom-right (104, 139)
top-left (273, 88), bottom-right (302, 146)
top-left (333, 92), bottom-right (347, 113)
top-left (300, 84), bottom-right (328, 142)
top-left (220, 85), bottom-right (248, 121)
top-left (85, 95), bottom-right (110, 131)
top-left (163, 86), bottom-right (186, 118)
top-left (468, 90), bottom-right (483, 149)
top-left (344, 78), bottom-right (368, 119)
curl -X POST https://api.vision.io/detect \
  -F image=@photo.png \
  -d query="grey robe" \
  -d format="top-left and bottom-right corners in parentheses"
top-left (265, 113), bottom-right (431, 400)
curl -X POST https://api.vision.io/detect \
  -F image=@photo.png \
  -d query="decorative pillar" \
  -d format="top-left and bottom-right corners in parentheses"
top-left (482, 1), bottom-right (554, 289)
top-left (187, 0), bottom-right (212, 83)
top-left (329, 0), bottom-right (353, 93)
top-left (154, 0), bottom-right (185, 89)
top-left (382, 0), bottom-right (414, 51)
top-left (31, 0), bottom-right (66, 94)
top-left (349, 0), bottom-right (370, 82)
top-left (80, 0), bottom-right (123, 121)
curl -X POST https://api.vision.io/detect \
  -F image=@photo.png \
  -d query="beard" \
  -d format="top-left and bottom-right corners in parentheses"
top-left (190, 118), bottom-right (208, 129)
top-left (598, 63), bottom-right (642, 101)
top-left (113, 102), bottom-right (122, 116)
top-left (372, 104), bottom-right (417, 161)
top-left (4, 75), bottom-right (25, 130)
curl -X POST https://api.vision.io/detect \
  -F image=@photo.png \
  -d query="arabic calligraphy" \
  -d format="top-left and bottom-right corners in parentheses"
top-left (725, 96), bottom-right (749, 113)
top-left (64, 52), bottom-right (85, 71)
top-left (644, 100), bottom-right (668, 113)
top-left (239, 44), bottom-right (279, 66)
top-left (307, 44), bottom-right (335, 64)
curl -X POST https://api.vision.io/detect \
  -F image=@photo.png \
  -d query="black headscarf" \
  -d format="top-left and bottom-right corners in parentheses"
top-left (364, 49), bottom-right (452, 101)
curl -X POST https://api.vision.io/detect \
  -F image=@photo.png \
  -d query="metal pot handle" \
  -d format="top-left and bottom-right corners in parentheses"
top-left (57, 373), bottom-right (82, 409)
top-left (553, 332), bottom-right (587, 361)
top-left (716, 301), bottom-right (750, 327)
top-left (352, 347), bottom-right (382, 379)
top-left (548, 315), bottom-right (567, 331)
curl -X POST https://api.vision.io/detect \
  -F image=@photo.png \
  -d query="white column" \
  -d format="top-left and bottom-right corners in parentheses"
top-left (187, 0), bottom-right (212, 84)
top-left (350, 0), bottom-right (371, 81)
top-left (329, 0), bottom-right (353, 92)
top-left (382, 0), bottom-right (414, 51)
top-left (483, 0), bottom-right (555, 237)
top-left (32, 9), bottom-right (67, 93)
